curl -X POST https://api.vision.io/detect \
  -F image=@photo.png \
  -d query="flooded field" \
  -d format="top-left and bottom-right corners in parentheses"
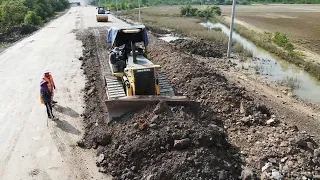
top-left (143, 5), bottom-right (320, 54)
top-left (220, 4), bottom-right (320, 54)
top-left (201, 22), bottom-right (320, 104)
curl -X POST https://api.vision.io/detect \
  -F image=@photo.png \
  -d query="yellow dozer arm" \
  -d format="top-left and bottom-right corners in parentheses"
top-left (105, 96), bottom-right (199, 121)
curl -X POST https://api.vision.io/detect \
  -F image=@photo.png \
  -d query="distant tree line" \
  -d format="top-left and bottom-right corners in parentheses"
top-left (90, 0), bottom-right (320, 8)
top-left (180, 5), bottom-right (221, 18)
top-left (0, 0), bottom-right (69, 40)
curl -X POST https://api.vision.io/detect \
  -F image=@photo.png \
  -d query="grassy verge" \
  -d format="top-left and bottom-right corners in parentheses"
top-left (277, 76), bottom-right (301, 90)
top-left (220, 20), bottom-right (320, 80)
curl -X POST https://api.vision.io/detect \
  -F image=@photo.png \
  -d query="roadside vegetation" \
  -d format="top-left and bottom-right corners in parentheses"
top-left (91, 0), bottom-right (320, 10)
top-left (277, 76), bottom-right (301, 90)
top-left (118, 4), bottom-right (320, 81)
top-left (119, 5), bottom-right (252, 60)
top-left (228, 23), bottom-right (320, 80)
top-left (0, 0), bottom-right (69, 43)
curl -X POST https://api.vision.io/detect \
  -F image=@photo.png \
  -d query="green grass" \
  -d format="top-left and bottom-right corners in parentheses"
top-left (124, 9), bottom-right (229, 45)
top-left (277, 76), bottom-right (301, 90)
top-left (120, 9), bottom-right (256, 58)
top-left (233, 42), bottom-right (253, 61)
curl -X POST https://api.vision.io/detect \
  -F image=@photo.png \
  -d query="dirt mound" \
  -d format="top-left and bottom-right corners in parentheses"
top-left (172, 39), bottom-right (225, 58)
top-left (76, 28), bottom-right (109, 148)
top-left (76, 27), bottom-right (320, 179)
top-left (97, 102), bottom-right (242, 180)
top-left (148, 34), bottom-right (320, 179)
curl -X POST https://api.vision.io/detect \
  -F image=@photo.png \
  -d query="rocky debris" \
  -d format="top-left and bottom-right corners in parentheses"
top-left (97, 154), bottom-right (105, 166)
top-left (153, 101), bottom-right (169, 115)
top-left (173, 138), bottom-right (191, 150)
top-left (271, 169), bottom-right (284, 180)
top-left (266, 118), bottom-right (277, 126)
top-left (314, 148), bottom-right (320, 157)
top-left (218, 170), bottom-right (228, 180)
top-left (294, 132), bottom-right (317, 149)
top-left (241, 167), bottom-right (254, 180)
top-left (98, 166), bottom-right (107, 173)
top-left (76, 139), bottom-right (85, 148)
top-left (262, 162), bottom-right (272, 172)
top-left (87, 87), bottom-right (95, 96)
top-left (96, 103), bottom-right (241, 180)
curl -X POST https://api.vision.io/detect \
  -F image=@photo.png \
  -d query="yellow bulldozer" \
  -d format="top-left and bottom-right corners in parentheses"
top-left (105, 25), bottom-right (197, 120)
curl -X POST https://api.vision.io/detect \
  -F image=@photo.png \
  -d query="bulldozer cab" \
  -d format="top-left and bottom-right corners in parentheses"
top-left (107, 25), bottom-right (150, 62)
top-left (97, 7), bottom-right (106, 14)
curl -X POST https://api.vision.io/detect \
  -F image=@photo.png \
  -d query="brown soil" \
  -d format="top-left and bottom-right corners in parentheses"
top-left (76, 27), bottom-right (320, 179)
top-left (172, 39), bottom-right (225, 58)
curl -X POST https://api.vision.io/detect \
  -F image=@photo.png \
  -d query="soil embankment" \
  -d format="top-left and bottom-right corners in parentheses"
top-left (76, 27), bottom-right (320, 179)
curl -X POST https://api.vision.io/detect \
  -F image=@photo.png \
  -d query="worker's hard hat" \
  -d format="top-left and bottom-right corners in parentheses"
top-left (44, 70), bottom-right (50, 74)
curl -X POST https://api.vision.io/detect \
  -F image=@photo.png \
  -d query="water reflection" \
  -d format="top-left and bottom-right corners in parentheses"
top-left (200, 22), bottom-right (320, 104)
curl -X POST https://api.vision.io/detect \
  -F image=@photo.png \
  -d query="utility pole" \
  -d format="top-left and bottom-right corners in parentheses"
top-left (116, 0), bottom-right (118, 12)
top-left (227, 0), bottom-right (236, 58)
top-left (138, 0), bottom-right (141, 23)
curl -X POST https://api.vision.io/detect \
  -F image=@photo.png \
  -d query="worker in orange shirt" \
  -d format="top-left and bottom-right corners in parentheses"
top-left (42, 70), bottom-right (57, 104)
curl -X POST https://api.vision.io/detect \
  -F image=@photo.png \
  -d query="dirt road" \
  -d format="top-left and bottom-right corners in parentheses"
top-left (0, 6), bottom-right (126, 180)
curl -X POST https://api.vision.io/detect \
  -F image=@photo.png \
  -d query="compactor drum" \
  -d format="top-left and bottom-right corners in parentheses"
top-left (96, 7), bottom-right (108, 22)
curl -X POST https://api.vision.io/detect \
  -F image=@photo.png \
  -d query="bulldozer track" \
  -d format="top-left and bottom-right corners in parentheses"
top-left (105, 78), bottom-right (126, 99)
top-left (157, 72), bottom-right (175, 96)
top-left (105, 72), bottom-right (175, 100)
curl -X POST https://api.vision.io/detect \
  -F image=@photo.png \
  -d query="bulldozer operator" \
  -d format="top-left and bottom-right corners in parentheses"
top-left (110, 47), bottom-right (126, 73)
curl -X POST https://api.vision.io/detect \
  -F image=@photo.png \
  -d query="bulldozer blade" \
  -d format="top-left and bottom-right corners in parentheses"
top-left (105, 96), bottom-right (199, 121)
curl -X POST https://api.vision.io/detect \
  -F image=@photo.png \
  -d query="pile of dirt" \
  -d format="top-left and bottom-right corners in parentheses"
top-left (76, 27), bottom-right (320, 179)
top-left (97, 102), bottom-right (242, 180)
top-left (148, 34), bottom-right (320, 179)
top-left (75, 29), bottom-right (109, 148)
top-left (171, 39), bottom-right (225, 58)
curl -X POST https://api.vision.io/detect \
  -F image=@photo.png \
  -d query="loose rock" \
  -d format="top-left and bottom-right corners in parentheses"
top-left (241, 167), bottom-right (253, 180)
top-left (174, 138), bottom-right (191, 150)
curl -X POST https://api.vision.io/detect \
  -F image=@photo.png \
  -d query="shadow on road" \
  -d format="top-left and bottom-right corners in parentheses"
top-left (54, 119), bottom-right (81, 135)
top-left (54, 104), bottom-right (80, 118)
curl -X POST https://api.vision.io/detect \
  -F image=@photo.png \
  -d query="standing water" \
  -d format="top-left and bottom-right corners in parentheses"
top-left (201, 22), bottom-right (320, 104)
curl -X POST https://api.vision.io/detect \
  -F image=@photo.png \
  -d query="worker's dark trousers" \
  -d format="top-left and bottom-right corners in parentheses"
top-left (44, 102), bottom-right (54, 118)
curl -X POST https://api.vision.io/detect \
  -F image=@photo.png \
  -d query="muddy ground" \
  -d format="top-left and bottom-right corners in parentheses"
top-left (76, 27), bottom-right (320, 179)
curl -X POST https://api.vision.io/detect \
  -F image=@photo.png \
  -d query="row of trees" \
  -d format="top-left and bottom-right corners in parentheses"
top-left (91, 0), bottom-right (320, 7)
top-left (91, 0), bottom-right (148, 11)
top-left (180, 5), bottom-right (221, 18)
top-left (0, 0), bottom-right (69, 39)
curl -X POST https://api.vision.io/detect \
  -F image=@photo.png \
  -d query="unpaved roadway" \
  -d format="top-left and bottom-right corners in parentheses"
top-left (0, 6), bottom-right (126, 180)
